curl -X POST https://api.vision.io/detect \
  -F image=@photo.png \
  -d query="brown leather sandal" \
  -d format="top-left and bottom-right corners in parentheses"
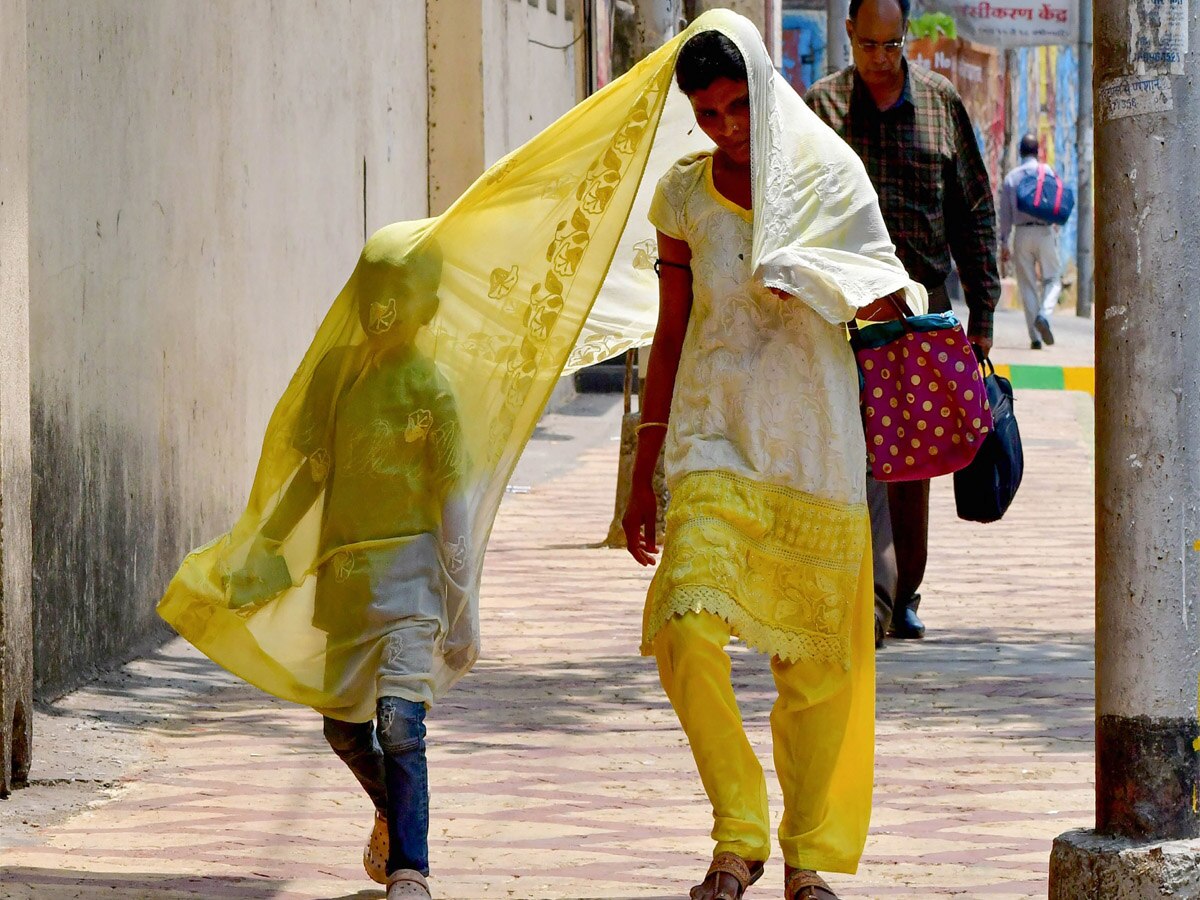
top-left (784, 869), bottom-right (838, 900)
top-left (690, 851), bottom-right (766, 900)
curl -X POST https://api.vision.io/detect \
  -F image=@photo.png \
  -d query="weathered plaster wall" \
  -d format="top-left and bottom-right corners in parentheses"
top-left (482, 0), bottom-right (579, 167)
top-left (0, 0), bottom-right (34, 795)
top-left (26, 1), bottom-right (428, 698)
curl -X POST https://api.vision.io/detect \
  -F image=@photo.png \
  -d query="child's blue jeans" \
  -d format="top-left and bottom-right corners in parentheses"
top-left (322, 697), bottom-right (429, 876)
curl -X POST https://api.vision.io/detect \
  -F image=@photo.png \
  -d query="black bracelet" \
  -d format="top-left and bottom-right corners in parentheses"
top-left (653, 258), bottom-right (691, 278)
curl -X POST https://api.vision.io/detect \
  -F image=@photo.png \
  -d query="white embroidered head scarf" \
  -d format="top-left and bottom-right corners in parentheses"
top-left (159, 9), bottom-right (923, 722)
top-left (580, 8), bottom-right (927, 358)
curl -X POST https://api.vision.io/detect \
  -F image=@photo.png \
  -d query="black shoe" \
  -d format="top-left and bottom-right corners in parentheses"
top-left (1030, 339), bottom-right (1043, 350)
top-left (874, 616), bottom-right (887, 649)
top-left (1035, 315), bottom-right (1055, 346)
top-left (889, 595), bottom-right (926, 639)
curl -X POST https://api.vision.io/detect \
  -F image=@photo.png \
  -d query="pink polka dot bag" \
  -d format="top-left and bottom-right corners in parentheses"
top-left (848, 300), bottom-right (993, 482)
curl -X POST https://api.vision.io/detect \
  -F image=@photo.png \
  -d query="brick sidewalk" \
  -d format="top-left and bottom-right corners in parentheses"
top-left (0, 389), bottom-right (1095, 899)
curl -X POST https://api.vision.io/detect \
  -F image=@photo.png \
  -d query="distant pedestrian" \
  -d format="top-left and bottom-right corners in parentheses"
top-left (1000, 133), bottom-right (1064, 349)
top-left (623, 16), bottom-right (927, 900)
top-left (805, 0), bottom-right (1001, 648)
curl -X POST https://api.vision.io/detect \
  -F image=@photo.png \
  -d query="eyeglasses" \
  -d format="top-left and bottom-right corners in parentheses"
top-left (852, 35), bottom-right (906, 54)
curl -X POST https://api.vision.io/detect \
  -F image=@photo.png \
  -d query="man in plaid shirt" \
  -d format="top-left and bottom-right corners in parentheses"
top-left (806, 0), bottom-right (1000, 649)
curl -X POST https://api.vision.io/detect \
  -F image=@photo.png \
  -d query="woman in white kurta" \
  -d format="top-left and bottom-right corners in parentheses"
top-left (641, 149), bottom-right (870, 663)
top-left (622, 27), bottom-right (920, 900)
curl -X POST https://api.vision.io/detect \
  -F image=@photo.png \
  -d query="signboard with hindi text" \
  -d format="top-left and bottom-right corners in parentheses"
top-left (917, 0), bottom-right (1078, 46)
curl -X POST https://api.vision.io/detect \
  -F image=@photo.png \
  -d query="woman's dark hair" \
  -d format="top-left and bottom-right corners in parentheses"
top-left (675, 31), bottom-right (746, 95)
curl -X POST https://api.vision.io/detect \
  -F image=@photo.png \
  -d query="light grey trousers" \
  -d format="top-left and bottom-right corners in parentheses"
top-left (1013, 225), bottom-right (1063, 339)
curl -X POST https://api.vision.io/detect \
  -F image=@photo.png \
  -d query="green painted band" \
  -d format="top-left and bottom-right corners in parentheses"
top-left (1007, 364), bottom-right (1067, 390)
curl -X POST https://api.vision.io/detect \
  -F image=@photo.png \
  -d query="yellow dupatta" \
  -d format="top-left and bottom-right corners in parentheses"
top-left (158, 9), bottom-right (922, 722)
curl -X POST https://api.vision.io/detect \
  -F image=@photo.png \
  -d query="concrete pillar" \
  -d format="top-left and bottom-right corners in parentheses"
top-left (1074, 0), bottom-right (1094, 318)
top-left (764, 0), bottom-right (782, 65)
top-left (0, 0), bottom-right (34, 799)
top-left (826, 0), bottom-right (852, 74)
top-left (428, 0), bottom-right (578, 212)
top-left (426, 0), bottom-right (485, 216)
top-left (634, 0), bottom-right (684, 59)
top-left (1048, 0), bottom-right (1200, 886)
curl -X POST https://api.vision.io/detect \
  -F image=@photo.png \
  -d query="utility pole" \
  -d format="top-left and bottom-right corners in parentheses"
top-left (1074, 0), bottom-right (1094, 318)
top-left (826, 0), bottom-right (851, 74)
top-left (633, 0), bottom-right (684, 60)
top-left (1048, 0), bottom-right (1200, 888)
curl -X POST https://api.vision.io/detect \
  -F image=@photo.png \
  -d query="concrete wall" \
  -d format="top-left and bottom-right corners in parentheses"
top-left (0, 0), bottom-right (34, 795)
top-left (482, 0), bottom-right (579, 166)
top-left (26, 1), bottom-right (429, 698)
top-left (429, 0), bottom-right (579, 214)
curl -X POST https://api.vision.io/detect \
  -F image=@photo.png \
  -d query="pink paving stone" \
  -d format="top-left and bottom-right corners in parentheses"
top-left (0, 390), bottom-right (1095, 899)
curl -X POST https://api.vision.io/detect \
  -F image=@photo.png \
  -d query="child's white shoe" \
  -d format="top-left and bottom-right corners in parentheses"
top-left (387, 869), bottom-right (431, 898)
top-left (363, 810), bottom-right (388, 884)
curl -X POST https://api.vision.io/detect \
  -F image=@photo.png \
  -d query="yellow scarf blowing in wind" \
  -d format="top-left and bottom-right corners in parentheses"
top-left (158, 10), bottom-right (922, 723)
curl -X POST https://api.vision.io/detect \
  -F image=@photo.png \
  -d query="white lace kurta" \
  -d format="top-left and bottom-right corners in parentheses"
top-left (642, 152), bottom-right (870, 665)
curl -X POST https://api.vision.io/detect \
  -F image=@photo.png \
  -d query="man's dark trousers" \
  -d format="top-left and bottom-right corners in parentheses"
top-left (869, 283), bottom-right (950, 635)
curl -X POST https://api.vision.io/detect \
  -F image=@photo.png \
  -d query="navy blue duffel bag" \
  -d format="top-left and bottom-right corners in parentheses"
top-left (953, 358), bottom-right (1023, 523)
top-left (1015, 163), bottom-right (1075, 226)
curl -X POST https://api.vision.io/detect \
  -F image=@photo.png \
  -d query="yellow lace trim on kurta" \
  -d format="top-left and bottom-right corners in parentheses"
top-left (641, 470), bottom-right (867, 667)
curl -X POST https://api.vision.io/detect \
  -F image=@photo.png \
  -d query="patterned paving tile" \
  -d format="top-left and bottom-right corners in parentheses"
top-left (0, 390), bottom-right (1094, 899)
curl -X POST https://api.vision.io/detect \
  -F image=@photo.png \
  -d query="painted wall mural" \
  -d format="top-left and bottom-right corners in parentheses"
top-left (1011, 44), bottom-right (1080, 264)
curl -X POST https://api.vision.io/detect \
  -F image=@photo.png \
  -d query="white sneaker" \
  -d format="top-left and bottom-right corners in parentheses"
top-left (387, 869), bottom-right (431, 899)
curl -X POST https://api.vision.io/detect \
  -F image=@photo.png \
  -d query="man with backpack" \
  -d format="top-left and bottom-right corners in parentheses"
top-left (1000, 133), bottom-right (1073, 349)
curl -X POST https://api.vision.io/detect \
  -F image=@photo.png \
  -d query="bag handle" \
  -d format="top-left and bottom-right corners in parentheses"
top-left (885, 289), bottom-right (914, 319)
top-left (844, 292), bottom-right (916, 345)
top-left (1034, 165), bottom-right (1047, 207)
top-left (845, 290), bottom-right (914, 336)
top-left (973, 342), bottom-right (994, 372)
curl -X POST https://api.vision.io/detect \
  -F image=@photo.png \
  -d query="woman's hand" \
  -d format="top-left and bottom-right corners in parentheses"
top-left (228, 537), bottom-right (291, 610)
top-left (856, 289), bottom-right (907, 322)
top-left (622, 479), bottom-right (659, 567)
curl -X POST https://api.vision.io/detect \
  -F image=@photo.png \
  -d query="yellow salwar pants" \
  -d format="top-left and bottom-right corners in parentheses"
top-left (650, 539), bottom-right (875, 874)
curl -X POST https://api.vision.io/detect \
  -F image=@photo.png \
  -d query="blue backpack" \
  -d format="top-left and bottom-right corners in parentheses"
top-left (1015, 163), bottom-right (1075, 225)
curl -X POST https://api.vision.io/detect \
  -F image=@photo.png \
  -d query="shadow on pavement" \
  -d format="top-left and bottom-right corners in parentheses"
top-left (874, 625), bottom-right (1095, 747)
top-left (36, 643), bottom-right (323, 745)
top-left (46, 623), bottom-right (1092, 756)
top-left (0, 867), bottom-right (301, 899)
top-left (425, 624), bottom-right (1092, 753)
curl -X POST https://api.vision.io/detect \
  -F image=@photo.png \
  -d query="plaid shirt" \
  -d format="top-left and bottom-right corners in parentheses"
top-left (806, 62), bottom-right (1000, 341)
